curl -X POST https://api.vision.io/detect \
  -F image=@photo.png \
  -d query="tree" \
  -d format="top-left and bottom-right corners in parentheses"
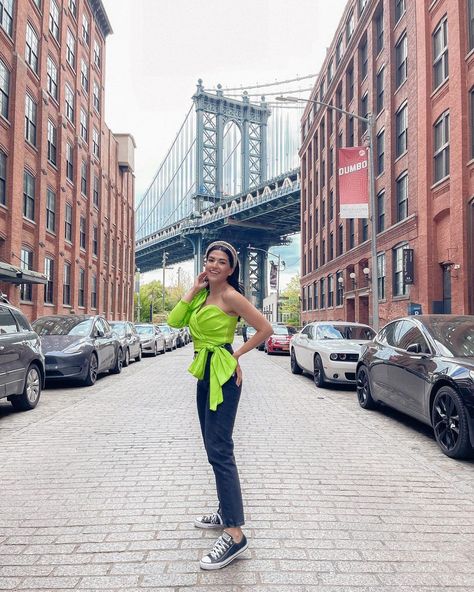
top-left (280, 274), bottom-right (301, 326)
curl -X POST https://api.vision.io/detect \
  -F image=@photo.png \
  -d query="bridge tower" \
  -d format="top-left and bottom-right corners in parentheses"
top-left (187, 80), bottom-right (272, 308)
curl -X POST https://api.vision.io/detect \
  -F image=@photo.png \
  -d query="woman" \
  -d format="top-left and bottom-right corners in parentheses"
top-left (168, 240), bottom-right (272, 570)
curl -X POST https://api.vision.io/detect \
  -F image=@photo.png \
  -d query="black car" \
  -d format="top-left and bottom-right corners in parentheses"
top-left (0, 298), bottom-right (44, 411)
top-left (356, 315), bottom-right (474, 459)
top-left (109, 321), bottom-right (142, 366)
top-left (33, 315), bottom-right (123, 386)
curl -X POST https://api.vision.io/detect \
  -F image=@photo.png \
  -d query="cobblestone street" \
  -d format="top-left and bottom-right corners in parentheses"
top-left (1, 340), bottom-right (474, 591)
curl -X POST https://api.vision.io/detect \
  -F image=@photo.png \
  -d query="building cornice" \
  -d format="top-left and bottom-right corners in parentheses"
top-left (87, 0), bottom-right (113, 38)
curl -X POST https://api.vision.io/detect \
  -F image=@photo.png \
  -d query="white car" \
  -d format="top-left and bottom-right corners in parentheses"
top-left (290, 322), bottom-right (375, 387)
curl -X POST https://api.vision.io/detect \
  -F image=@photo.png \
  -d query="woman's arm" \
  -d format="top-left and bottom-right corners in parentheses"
top-left (225, 291), bottom-right (273, 358)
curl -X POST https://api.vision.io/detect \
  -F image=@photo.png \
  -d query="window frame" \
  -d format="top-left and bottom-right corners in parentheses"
top-left (46, 187), bottom-right (55, 233)
top-left (433, 110), bottom-right (450, 183)
top-left (433, 16), bottom-right (448, 90)
top-left (23, 170), bottom-right (35, 221)
top-left (395, 32), bottom-right (408, 88)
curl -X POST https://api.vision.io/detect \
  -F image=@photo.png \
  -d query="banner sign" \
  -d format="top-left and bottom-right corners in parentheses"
top-left (337, 147), bottom-right (369, 218)
top-left (269, 262), bottom-right (278, 289)
top-left (403, 248), bottom-right (414, 284)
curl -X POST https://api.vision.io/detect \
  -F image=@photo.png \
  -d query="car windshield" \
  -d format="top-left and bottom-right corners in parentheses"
top-left (110, 323), bottom-right (126, 337)
top-left (423, 318), bottom-right (474, 357)
top-left (247, 327), bottom-right (256, 334)
top-left (158, 326), bottom-right (171, 334)
top-left (33, 318), bottom-right (93, 336)
top-left (319, 324), bottom-right (375, 340)
top-left (273, 326), bottom-right (289, 335)
top-left (136, 326), bottom-right (154, 335)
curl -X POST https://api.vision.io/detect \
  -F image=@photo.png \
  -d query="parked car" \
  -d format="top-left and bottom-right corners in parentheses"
top-left (0, 298), bottom-right (44, 411)
top-left (156, 324), bottom-right (178, 351)
top-left (356, 315), bottom-right (474, 459)
top-left (264, 325), bottom-right (296, 355)
top-left (32, 315), bottom-right (123, 386)
top-left (109, 321), bottom-right (142, 366)
top-left (135, 324), bottom-right (166, 356)
top-left (290, 321), bottom-right (375, 387)
top-left (172, 327), bottom-right (186, 348)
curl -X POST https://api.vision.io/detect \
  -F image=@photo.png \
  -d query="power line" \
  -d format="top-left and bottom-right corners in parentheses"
top-left (226, 87), bottom-right (314, 98)
top-left (218, 73), bottom-right (318, 92)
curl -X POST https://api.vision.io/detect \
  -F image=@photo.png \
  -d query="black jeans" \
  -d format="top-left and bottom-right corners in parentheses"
top-left (196, 345), bottom-right (244, 527)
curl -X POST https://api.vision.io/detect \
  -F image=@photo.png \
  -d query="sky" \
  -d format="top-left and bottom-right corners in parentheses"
top-left (101, 0), bottom-right (348, 288)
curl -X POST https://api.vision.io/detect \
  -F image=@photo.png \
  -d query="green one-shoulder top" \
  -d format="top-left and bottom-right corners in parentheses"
top-left (167, 289), bottom-right (238, 411)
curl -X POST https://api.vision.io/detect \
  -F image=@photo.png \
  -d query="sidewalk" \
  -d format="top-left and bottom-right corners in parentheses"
top-left (1, 340), bottom-right (474, 591)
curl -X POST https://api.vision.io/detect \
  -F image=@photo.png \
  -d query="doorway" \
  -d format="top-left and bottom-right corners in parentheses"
top-left (441, 264), bottom-right (451, 314)
top-left (359, 296), bottom-right (369, 325)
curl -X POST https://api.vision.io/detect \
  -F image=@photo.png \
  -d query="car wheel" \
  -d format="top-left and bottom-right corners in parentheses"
top-left (135, 347), bottom-right (142, 362)
top-left (11, 364), bottom-right (42, 411)
top-left (110, 348), bottom-right (123, 374)
top-left (83, 353), bottom-right (98, 386)
top-left (313, 354), bottom-right (327, 388)
top-left (432, 386), bottom-right (473, 459)
top-left (356, 366), bottom-right (377, 410)
top-left (290, 349), bottom-right (303, 375)
top-left (123, 348), bottom-right (130, 367)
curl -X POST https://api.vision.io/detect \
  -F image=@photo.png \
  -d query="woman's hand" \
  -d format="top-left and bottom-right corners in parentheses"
top-left (233, 354), bottom-right (242, 386)
top-left (193, 271), bottom-right (209, 292)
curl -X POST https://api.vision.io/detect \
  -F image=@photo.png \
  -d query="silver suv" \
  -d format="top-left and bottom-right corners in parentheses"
top-left (0, 296), bottom-right (44, 411)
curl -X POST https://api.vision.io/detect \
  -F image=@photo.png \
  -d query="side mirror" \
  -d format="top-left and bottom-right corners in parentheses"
top-left (406, 343), bottom-right (422, 354)
top-left (300, 333), bottom-right (308, 340)
top-left (95, 329), bottom-right (105, 338)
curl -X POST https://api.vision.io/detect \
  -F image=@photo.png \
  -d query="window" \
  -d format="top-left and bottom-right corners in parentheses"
top-left (469, 0), bottom-right (474, 52)
top-left (0, 0), bottom-right (13, 36)
top-left (336, 271), bottom-right (344, 306)
top-left (336, 85), bottom-right (343, 120)
top-left (93, 174), bottom-right (100, 207)
top-left (47, 57), bottom-right (58, 100)
top-left (395, 321), bottom-right (430, 353)
top-left (65, 202), bottom-right (72, 242)
top-left (348, 116), bottom-right (354, 147)
top-left (320, 118), bottom-right (325, 150)
top-left (65, 83), bottom-right (74, 122)
top-left (349, 218), bottom-right (355, 248)
top-left (66, 142), bottom-right (74, 182)
top-left (329, 232), bottom-right (334, 260)
top-left (63, 262), bottom-right (71, 305)
top-left (0, 150), bottom-right (6, 205)
top-left (81, 60), bottom-right (89, 92)
top-left (314, 208), bottom-right (319, 234)
top-left (92, 224), bottom-right (98, 256)
top-left (376, 66), bottom-right (384, 114)
top-left (25, 23), bottom-right (39, 73)
top-left (361, 218), bottom-right (368, 242)
top-left (80, 108), bottom-right (88, 142)
top-left (66, 29), bottom-right (76, 69)
top-left (23, 171), bottom-right (35, 221)
top-left (346, 10), bottom-right (354, 43)
top-left (376, 129), bottom-right (384, 175)
top-left (68, 0), bottom-right (77, 18)
top-left (360, 93), bottom-right (368, 134)
top-left (92, 128), bottom-right (100, 158)
top-left (321, 160), bottom-right (326, 188)
top-left (81, 160), bottom-right (87, 195)
top-left (433, 17), bottom-right (448, 89)
top-left (25, 94), bottom-right (37, 146)
top-left (329, 148), bottom-right (334, 177)
top-left (359, 37), bottom-right (368, 79)
top-left (82, 13), bottom-right (90, 45)
top-left (46, 188), bottom-right (55, 232)
top-left (471, 88), bottom-right (474, 158)
top-left (78, 268), bottom-right (85, 307)
top-left (93, 39), bottom-right (101, 69)
top-left (321, 198), bottom-right (326, 227)
top-left (91, 274), bottom-right (97, 308)
top-left (395, 103), bottom-right (407, 156)
top-left (395, 0), bottom-right (406, 23)
top-left (377, 253), bottom-right (385, 300)
top-left (47, 120), bottom-right (57, 165)
top-left (375, 7), bottom-right (384, 53)
top-left (337, 224), bottom-right (343, 256)
top-left (328, 275), bottom-right (334, 307)
top-left (395, 33), bottom-right (408, 88)
top-left (44, 257), bottom-right (54, 304)
top-left (434, 111), bottom-right (450, 182)
top-left (327, 59), bottom-right (334, 85)
top-left (0, 59), bottom-right (9, 119)
top-left (393, 244), bottom-right (409, 296)
top-left (49, 0), bottom-right (60, 42)
top-left (20, 248), bottom-right (33, 301)
top-left (329, 190), bottom-right (334, 220)
top-left (313, 282), bottom-right (318, 310)
top-left (396, 172), bottom-right (408, 221)
top-left (346, 64), bottom-right (354, 101)
top-left (93, 80), bottom-right (100, 112)
top-left (377, 190), bottom-right (385, 233)
top-left (79, 216), bottom-right (86, 249)
top-left (336, 34), bottom-right (343, 65)
top-left (359, 0), bottom-right (368, 14)
top-left (315, 245), bottom-right (319, 269)
top-left (320, 278), bottom-right (326, 308)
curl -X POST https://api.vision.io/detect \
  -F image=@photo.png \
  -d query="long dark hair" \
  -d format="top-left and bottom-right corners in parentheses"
top-left (206, 243), bottom-right (244, 295)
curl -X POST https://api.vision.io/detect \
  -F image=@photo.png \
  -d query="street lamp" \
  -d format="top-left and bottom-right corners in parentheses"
top-left (276, 95), bottom-right (379, 331)
top-left (248, 244), bottom-right (285, 323)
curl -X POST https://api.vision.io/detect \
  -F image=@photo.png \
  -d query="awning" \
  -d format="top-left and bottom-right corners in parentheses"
top-left (0, 261), bottom-right (47, 285)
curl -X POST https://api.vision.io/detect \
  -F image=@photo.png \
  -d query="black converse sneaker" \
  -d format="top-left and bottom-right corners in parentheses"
top-left (194, 511), bottom-right (223, 529)
top-left (200, 532), bottom-right (248, 570)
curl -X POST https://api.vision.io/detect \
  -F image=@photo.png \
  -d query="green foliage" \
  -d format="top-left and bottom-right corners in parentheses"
top-left (280, 274), bottom-right (301, 326)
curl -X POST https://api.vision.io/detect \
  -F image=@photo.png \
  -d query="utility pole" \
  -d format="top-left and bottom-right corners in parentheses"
top-left (162, 251), bottom-right (169, 311)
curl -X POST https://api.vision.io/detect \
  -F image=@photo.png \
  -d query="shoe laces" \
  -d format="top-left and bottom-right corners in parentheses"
top-left (209, 534), bottom-right (231, 559)
top-left (203, 512), bottom-right (221, 524)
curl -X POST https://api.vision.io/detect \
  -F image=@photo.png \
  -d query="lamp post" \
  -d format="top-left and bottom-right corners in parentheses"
top-left (276, 95), bottom-right (379, 331)
top-left (248, 244), bottom-right (285, 323)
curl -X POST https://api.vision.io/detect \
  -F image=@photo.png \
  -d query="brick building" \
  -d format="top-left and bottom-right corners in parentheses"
top-left (300, 0), bottom-right (474, 328)
top-left (0, 0), bottom-right (135, 322)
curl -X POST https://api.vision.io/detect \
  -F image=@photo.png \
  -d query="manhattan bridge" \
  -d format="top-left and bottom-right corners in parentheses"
top-left (135, 77), bottom-right (311, 307)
